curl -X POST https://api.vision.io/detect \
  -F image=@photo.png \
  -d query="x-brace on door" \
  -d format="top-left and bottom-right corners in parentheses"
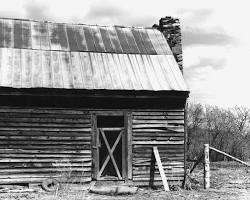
top-left (96, 127), bottom-right (126, 180)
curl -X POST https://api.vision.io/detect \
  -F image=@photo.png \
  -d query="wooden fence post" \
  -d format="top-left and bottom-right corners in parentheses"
top-left (204, 144), bottom-right (210, 189)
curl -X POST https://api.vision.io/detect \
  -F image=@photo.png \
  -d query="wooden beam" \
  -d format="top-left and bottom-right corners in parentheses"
top-left (91, 114), bottom-right (98, 180)
top-left (209, 146), bottom-right (250, 167)
top-left (101, 127), bottom-right (123, 131)
top-left (133, 141), bottom-right (184, 145)
top-left (153, 146), bottom-right (169, 191)
top-left (122, 129), bottom-right (127, 179)
top-left (127, 112), bottom-right (132, 180)
top-left (204, 144), bottom-right (210, 189)
top-left (149, 149), bottom-right (156, 187)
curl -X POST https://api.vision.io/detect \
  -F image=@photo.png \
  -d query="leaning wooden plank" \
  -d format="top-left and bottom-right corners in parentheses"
top-left (153, 146), bottom-right (169, 191)
top-left (209, 146), bottom-right (250, 167)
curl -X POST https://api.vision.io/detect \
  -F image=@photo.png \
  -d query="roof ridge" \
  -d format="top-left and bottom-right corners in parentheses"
top-left (0, 17), bottom-right (155, 30)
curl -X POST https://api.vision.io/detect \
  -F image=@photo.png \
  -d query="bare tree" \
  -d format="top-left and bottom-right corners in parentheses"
top-left (186, 102), bottom-right (250, 161)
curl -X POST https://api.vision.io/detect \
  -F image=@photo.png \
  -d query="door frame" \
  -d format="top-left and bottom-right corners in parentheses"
top-left (91, 111), bottom-right (129, 180)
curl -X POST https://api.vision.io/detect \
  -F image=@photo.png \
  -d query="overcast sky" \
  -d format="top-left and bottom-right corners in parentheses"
top-left (1, 0), bottom-right (250, 108)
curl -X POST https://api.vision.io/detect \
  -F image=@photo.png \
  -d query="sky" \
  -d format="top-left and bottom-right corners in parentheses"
top-left (0, 0), bottom-right (250, 108)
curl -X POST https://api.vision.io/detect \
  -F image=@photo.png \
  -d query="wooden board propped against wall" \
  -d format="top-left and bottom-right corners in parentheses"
top-left (153, 146), bottom-right (170, 191)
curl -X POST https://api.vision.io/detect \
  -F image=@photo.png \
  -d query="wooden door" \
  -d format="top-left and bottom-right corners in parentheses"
top-left (92, 114), bottom-right (127, 180)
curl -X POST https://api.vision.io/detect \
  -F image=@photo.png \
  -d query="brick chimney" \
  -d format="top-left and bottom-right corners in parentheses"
top-left (153, 16), bottom-right (183, 73)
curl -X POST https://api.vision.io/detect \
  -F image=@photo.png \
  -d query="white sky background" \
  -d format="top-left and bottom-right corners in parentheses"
top-left (0, 0), bottom-right (250, 108)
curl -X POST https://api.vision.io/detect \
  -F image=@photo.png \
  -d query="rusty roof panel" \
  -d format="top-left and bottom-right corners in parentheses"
top-left (13, 20), bottom-right (22, 48)
top-left (31, 21), bottom-right (41, 49)
top-left (32, 50), bottom-right (42, 87)
top-left (154, 29), bottom-right (172, 54)
top-left (91, 26), bottom-right (106, 52)
top-left (115, 27), bottom-right (130, 53)
top-left (48, 23), bottom-right (61, 50)
top-left (60, 51), bottom-right (73, 88)
top-left (3, 19), bottom-right (14, 48)
top-left (39, 22), bottom-right (50, 50)
top-left (82, 26), bottom-right (96, 52)
top-left (75, 25), bottom-right (88, 51)
top-left (57, 24), bottom-right (69, 51)
top-left (122, 27), bottom-right (140, 54)
top-left (66, 24), bottom-right (78, 51)
top-left (139, 29), bottom-right (157, 54)
top-left (79, 52), bottom-right (94, 89)
top-left (99, 27), bottom-right (114, 53)
top-left (22, 21), bottom-right (32, 49)
top-left (0, 48), bottom-right (188, 91)
top-left (41, 51), bottom-right (52, 88)
top-left (0, 20), bottom-right (4, 47)
top-left (131, 29), bottom-right (147, 54)
top-left (21, 49), bottom-right (32, 88)
top-left (12, 49), bottom-right (22, 88)
top-left (147, 29), bottom-right (164, 54)
top-left (106, 26), bottom-right (123, 53)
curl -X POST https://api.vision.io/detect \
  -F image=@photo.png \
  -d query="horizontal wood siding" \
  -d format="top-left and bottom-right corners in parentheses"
top-left (0, 107), bottom-right (91, 184)
top-left (132, 110), bottom-right (185, 186)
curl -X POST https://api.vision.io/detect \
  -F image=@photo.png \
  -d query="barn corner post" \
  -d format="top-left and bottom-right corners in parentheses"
top-left (183, 101), bottom-right (188, 188)
top-left (204, 144), bottom-right (210, 189)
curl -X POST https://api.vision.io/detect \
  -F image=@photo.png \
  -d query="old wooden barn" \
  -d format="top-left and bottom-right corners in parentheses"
top-left (0, 17), bottom-right (189, 186)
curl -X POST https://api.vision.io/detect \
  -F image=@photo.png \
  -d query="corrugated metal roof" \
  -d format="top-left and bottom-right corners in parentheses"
top-left (0, 18), bottom-right (188, 92)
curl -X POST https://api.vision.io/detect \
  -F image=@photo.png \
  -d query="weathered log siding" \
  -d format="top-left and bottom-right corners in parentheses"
top-left (132, 110), bottom-right (185, 186)
top-left (0, 107), bottom-right (92, 184)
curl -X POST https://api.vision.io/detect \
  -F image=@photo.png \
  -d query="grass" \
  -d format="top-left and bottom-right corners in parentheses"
top-left (0, 161), bottom-right (249, 200)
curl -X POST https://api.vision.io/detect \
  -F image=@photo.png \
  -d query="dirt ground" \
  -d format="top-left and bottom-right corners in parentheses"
top-left (0, 161), bottom-right (249, 200)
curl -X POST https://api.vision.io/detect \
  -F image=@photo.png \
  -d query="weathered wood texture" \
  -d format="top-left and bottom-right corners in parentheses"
top-left (204, 144), bottom-right (210, 189)
top-left (153, 146), bottom-right (170, 191)
top-left (132, 110), bottom-right (185, 186)
top-left (0, 107), bottom-right (92, 184)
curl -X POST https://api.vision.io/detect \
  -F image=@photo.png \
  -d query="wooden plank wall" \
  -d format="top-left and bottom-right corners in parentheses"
top-left (132, 110), bottom-right (185, 186)
top-left (0, 108), bottom-right (92, 184)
